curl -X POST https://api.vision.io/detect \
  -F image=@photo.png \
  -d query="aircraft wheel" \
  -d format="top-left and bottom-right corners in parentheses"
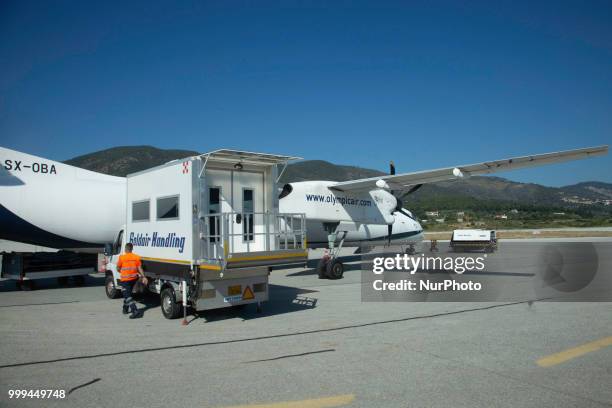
top-left (317, 258), bottom-right (328, 279)
top-left (326, 260), bottom-right (344, 280)
top-left (73, 275), bottom-right (85, 286)
top-left (21, 280), bottom-right (35, 290)
top-left (161, 287), bottom-right (183, 319)
top-left (105, 274), bottom-right (121, 299)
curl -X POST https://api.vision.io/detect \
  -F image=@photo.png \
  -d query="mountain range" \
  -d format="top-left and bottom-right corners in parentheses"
top-left (65, 146), bottom-right (612, 211)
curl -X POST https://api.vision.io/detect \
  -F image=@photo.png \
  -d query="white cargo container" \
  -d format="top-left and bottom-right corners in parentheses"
top-left (103, 150), bottom-right (307, 319)
top-left (450, 229), bottom-right (497, 252)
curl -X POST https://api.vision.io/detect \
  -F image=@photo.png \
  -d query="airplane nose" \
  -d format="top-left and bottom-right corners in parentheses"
top-left (416, 220), bottom-right (423, 231)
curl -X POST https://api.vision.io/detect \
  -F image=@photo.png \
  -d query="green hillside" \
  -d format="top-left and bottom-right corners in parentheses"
top-left (64, 146), bottom-right (612, 229)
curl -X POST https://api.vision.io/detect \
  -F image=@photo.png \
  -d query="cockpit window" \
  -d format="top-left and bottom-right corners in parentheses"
top-left (278, 183), bottom-right (293, 199)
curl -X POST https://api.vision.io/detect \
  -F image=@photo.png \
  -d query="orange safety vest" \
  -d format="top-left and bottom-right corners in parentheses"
top-left (117, 252), bottom-right (142, 282)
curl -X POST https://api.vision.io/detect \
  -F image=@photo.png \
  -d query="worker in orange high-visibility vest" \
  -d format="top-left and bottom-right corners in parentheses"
top-left (116, 243), bottom-right (148, 319)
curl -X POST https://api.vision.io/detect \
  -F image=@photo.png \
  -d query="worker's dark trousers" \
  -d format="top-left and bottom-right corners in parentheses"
top-left (120, 280), bottom-right (138, 314)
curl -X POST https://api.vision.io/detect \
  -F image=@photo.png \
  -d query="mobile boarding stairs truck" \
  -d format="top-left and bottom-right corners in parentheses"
top-left (103, 150), bottom-right (308, 319)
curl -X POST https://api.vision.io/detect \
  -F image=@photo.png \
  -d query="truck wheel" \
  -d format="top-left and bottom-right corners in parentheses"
top-left (57, 276), bottom-right (69, 287)
top-left (326, 260), bottom-right (344, 279)
top-left (73, 275), bottom-right (85, 286)
top-left (105, 274), bottom-right (121, 299)
top-left (161, 287), bottom-right (183, 319)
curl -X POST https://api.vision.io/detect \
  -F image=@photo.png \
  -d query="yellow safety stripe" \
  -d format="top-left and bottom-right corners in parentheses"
top-left (141, 256), bottom-right (191, 265)
top-left (227, 252), bottom-right (308, 262)
top-left (198, 264), bottom-right (222, 271)
top-left (140, 252), bottom-right (306, 271)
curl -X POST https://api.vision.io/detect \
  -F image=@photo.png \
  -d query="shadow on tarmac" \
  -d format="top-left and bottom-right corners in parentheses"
top-left (0, 273), bottom-right (105, 293)
top-left (194, 284), bottom-right (318, 323)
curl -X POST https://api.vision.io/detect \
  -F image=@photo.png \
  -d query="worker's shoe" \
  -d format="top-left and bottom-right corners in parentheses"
top-left (122, 305), bottom-right (129, 315)
top-left (129, 310), bottom-right (142, 319)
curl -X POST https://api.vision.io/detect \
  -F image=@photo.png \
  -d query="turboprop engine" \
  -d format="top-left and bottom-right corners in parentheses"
top-left (370, 185), bottom-right (397, 225)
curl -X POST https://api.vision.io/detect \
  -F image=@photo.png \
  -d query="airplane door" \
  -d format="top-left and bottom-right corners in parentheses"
top-left (232, 171), bottom-right (264, 252)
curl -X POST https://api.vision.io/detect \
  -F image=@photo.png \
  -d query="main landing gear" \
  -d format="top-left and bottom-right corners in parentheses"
top-left (317, 231), bottom-right (347, 280)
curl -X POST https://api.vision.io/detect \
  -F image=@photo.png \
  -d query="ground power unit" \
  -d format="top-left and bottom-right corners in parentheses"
top-left (450, 229), bottom-right (497, 253)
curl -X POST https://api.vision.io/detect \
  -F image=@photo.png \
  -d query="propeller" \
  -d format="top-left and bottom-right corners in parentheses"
top-left (387, 161), bottom-right (400, 244)
top-left (386, 161), bottom-right (420, 245)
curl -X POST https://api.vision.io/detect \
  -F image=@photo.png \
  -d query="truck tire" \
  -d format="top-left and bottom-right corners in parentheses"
top-left (105, 274), bottom-right (121, 299)
top-left (161, 287), bottom-right (183, 319)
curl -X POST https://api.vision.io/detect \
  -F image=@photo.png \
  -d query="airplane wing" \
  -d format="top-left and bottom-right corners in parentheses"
top-left (328, 145), bottom-right (608, 193)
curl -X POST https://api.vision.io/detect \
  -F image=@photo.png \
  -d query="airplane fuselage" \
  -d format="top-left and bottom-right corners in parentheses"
top-left (278, 181), bottom-right (424, 247)
top-left (0, 147), bottom-right (125, 248)
top-left (0, 147), bottom-right (421, 250)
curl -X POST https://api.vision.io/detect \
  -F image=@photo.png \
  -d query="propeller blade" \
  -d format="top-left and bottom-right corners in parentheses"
top-left (389, 161), bottom-right (395, 175)
top-left (406, 184), bottom-right (423, 195)
top-left (387, 224), bottom-right (393, 245)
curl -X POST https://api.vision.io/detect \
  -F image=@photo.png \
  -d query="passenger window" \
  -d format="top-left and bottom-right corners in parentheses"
top-left (157, 195), bottom-right (179, 220)
top-left (132, 200), bottom-right (150, 222)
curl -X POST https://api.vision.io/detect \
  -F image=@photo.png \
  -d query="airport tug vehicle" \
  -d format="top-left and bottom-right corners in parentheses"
top-left (103, 150), bottom-right (308, 319)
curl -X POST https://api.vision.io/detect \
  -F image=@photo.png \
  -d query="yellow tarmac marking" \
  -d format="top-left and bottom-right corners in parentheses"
top-left (218, 394), bottom-right (355, 408)
top-left (537, 336), bottom-right (612, 367)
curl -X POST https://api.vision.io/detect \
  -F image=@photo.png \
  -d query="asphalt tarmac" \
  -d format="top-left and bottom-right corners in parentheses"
top-left (1, 239), bottom-right (611, 408)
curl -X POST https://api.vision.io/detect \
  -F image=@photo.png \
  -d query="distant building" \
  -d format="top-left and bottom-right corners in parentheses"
top-left (435, 218), bottom-right (445, 223)
top-left (425, 211), bottom-right (439, 217)
top-left (457, 218), bottom-right (464, 223)
top-left (456, 211), bottom-right (465, 217)
top-left (495, 214), bottom-right (508, 220)
top-left (553, 212), bottom-right (566, 216)
top-left (510, 209), bottom-right (519, 214)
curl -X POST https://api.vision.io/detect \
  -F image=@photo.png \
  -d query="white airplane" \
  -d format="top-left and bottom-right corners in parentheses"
top-left (0, 145), bottom-right (608, 279)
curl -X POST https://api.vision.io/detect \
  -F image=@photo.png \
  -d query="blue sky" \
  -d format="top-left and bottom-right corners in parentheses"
top-left (1, 0), bottom-right (610, 186)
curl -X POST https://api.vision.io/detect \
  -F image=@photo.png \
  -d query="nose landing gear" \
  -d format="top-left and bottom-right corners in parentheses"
top-left (317, 231), bottom-right (347, 280)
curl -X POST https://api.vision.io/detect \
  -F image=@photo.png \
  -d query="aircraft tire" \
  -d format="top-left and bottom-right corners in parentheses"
top-left (73, 275), bottom-right (85, 286)
top-left (317, 258), bottom-right (328, 279)
top-left (326, 260), bottom-right (344, 280)
top-left (21, 280), bottom-right (35, 290)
